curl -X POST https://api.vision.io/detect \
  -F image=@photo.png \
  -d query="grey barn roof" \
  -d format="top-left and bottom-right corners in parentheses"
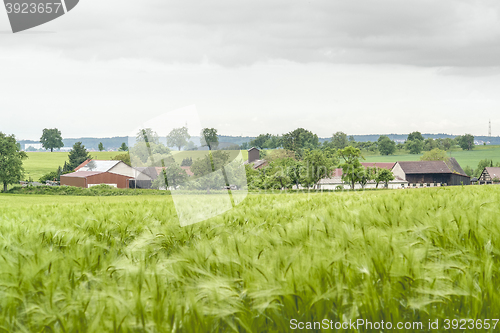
top-left (397, 158), bottom-right (467, 177)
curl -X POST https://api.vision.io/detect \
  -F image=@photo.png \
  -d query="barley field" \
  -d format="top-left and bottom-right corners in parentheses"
top-left (0, 187), bottom-right (499, 332)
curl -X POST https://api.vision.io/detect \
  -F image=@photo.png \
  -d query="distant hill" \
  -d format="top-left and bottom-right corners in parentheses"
top-left (18, 133), bottom-right (500, 151)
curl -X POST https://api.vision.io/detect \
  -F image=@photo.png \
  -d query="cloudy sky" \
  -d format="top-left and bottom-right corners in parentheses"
top-left (1, 0), bottom-right (500, 140)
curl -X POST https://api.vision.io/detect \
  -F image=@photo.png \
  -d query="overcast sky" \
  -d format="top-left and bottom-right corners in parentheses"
top-left (2, 0), bottom-right (500, 140)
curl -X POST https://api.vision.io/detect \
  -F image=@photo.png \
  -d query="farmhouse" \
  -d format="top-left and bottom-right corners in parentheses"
top-left (318, 163), bottom-right (408, 190)
top-left (478, 167), bottom-right (500, 184)
top-left (244, 147), bottom-right (268, 169)
top-left (392, 158), bottom-right (470, 186)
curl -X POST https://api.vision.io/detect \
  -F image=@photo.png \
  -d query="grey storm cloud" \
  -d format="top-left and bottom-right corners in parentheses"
top-left (4, 0), bottom-right (500, 67)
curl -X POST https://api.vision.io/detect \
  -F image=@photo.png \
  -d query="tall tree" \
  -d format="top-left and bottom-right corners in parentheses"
top-left (136, 128), bottom-right (159, 145)
top-left (40, 128), bottom-right (64, 152)
top-left (407, 131), bottom-right (424, 142)
top-left (331, 131), bottom-right (348, 150)
top-left (250, 134), bottom-right (272, 149)
top-left (0, 133), bottom-right (28, 192)
top-left (457, 134), bottom-right (474, 151)
top-left (200, 128), bottom-right (219, 150)
top-left (118, 142), bottom-right (128, 151)
top-left (338, 146), bottom-right (364, 190)
top-left (407, 140), bottom-right (424, 154)
top-left (377, 136), bottom-right (396, 155)
top-left (282, 128), bottom-right (319, 157)
top-left (67, 142), bottom-right (92, 170)
top-left (300, 150), bottom-right (334, 189)
top-left (98, 142), bottom-right (104, 151)
top-left (166, 126), bottom-right (191, 151)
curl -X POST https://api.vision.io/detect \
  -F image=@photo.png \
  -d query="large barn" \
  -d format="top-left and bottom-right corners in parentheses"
top-left (392, 158), bottom-right (470, 186)
top-left (61, 160), bottom-right (152, 189)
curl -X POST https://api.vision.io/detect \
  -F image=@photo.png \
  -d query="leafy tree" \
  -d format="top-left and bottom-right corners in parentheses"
top-left (348, 135), bottom-right (356, 146)
top-left (407, 131), bottom-right (424, 142)
top-left (457, 134), bottom-right (474, 151)
top-left (377, 136), bottom-right (396, 155)
top-left (358, 167), bottom-right (374, 189)
top-left (423, 138), bottom-right (437, 151)
top-left (375, 168), bottom-right (395, 188)
top-left (331, 131), bottom-right (348, 150)
top-left (167, 126), bottom-right (191, 151)
top-left (436, 138), bottom-right (452, 151)
top-left (250, 134), bottom-right (272, 149)
top-left (240, 142), bottom-right (250, 150)
top-left (67, 142), bottom-right (92, 170)
top-left (191, 151), bottom-right (229, 191)
top-left (153, 164), bottom-right (188, 190)
top-left (300, 150), bottom-right (334, 189)
top-left (186, 141), bottom-right (198, 151)
top-left (338, 146), bottom-right (364, 190)
top-left (407, 140), bottom-right (424, 154)
top-left (474, 159), bottom-right (494, 178)
top-left (0, 133), bottom-right (28, 192)
top-left (267, 149), bottom-right (296, 162)
top-left (111, 153), bottom-right (131, 166)
top-left (421, 148), bottom-right (449, 161)
top-left (282, 128), bottom-right (319, 157)
top-left (137, 128), bottom-right (159, 145)
top-left (201, 128), bottom-right (219, 150)
top-left (98, 142), bottom-right (104, 151)
top-left (118, 142), bottom-right (128, 151)
top-left (463, 166), bottom-right (474, 177)
top-left (40, 128), bottom-right (64, 152)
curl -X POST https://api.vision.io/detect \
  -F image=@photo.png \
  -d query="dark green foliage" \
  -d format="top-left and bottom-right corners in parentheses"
top-left (200, 128), bottom-right (219, 150)
top-left (407, 131), bottom-right (424, 142)
top-left (118, 142), bottom-right (128, 151)
top-left (40, 128), bottom-right (64, 152)
top-left (67, 142), bottom-right (92, 170)
top-left (377, 135), bottom-right (396, 155)
top-left (331, 131), bottom-right (348, 150)
top-left (181, 157), bottom-right (193, 166)
top-left (98, 142), bottom-right (104, 151)
top-left (282, 128), bottom-right (319, 157)
top-left (111, 153), bottom-right (131, 166)
top-left (457, 134), bottom-right (475, 151)
top-left (0, 132), bottom-right (28, 192)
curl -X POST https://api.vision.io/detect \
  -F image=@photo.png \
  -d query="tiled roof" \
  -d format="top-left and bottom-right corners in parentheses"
top-left (398, 158), bottom-right (468, 177)
top-left (485, 167), bottom-right (500, 179)
top-left (361, 162), bottom-right (395, 170)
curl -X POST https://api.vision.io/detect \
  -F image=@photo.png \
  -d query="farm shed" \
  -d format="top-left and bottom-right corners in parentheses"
top-left (478, 167), bottom-right (500, 184)
top-left (393, 158), bottom-right (470, 186)
top-left (60, 171), bottom-right (134, 189)
top-left (75, 160), bottom-right (136, 178)
top-left (244, 147), bottom-right (268, 170)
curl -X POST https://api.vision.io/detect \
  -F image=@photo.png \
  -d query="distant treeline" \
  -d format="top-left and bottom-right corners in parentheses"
top-left (17, 133), bottom-right (500, 151)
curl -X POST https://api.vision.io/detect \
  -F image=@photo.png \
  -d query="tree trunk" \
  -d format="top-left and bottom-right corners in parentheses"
top-left (51, 148), bottom-right (53, 152)
top-left (3, 182), bottom-right (7, 193)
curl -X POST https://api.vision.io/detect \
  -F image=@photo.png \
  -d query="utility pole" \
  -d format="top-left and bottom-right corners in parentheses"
top-left (489, 119), bottom-right (492, 137)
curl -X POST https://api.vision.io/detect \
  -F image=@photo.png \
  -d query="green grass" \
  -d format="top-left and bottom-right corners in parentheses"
top-left (22, 152), bottom-right (125, 182)
top-left (0, 187), bottom-right (500, 331)
top-left (363, 145), bottom-right (500, 170)
top-left (23, 151), bottom-right (249, 182)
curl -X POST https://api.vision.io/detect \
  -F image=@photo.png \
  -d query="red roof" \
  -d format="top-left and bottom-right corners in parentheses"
top-left (361, 162), bottom-right (395, 170)
top-left (74, 159), bottom-right (91, 171)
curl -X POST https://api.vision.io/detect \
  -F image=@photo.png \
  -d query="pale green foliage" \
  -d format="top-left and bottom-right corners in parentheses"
top-left (421, 148), bottom-right (449, 161)
top-left (1, 187), bottom-right (500, 331)
top-left (166, 127), bottom-right (191, 151)
top-left (339, 146), bottom-right (364, 189)
top-left (152, 163), bottom-right (188, 189)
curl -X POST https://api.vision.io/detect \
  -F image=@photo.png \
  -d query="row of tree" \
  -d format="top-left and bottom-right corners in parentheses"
top-left (241, 130), bottom-right (476, 156)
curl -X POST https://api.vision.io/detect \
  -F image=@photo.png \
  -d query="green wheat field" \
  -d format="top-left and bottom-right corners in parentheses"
top-left (1, 186), bottom-right (499, 332)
